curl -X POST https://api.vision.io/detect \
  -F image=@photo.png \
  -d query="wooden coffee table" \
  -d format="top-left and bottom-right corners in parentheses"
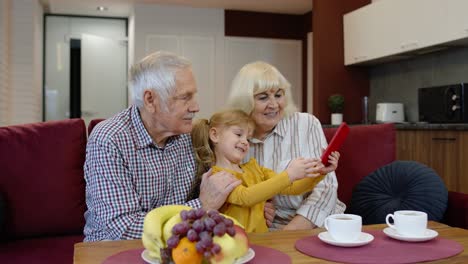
top-left (74, 221), bottom-right (468, 263)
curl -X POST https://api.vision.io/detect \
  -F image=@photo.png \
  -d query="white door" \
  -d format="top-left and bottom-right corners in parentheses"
top-left (81, 34), bottom-right (127, 125)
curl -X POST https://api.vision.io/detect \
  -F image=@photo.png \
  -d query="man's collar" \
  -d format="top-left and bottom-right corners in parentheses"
top-left (131, 106), bottom-right (155, 149)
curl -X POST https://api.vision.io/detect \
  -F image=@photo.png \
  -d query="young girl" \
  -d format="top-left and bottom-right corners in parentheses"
top-left (190, 109), bottom-right (335, 233)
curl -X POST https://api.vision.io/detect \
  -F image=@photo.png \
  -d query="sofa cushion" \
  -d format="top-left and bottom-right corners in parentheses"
top-left (0, 192), bottom-right (5, 238)
top-left (323, 123), bottom-right (396, 207)
top-left (0, 235), bottom-right (84, 264)
top-left (348, 161), bottom-right (448, 225)
top-left (0, 119), bottom-right (87, 239)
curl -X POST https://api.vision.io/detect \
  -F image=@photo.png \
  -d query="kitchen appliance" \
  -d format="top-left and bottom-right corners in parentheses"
top-left (418, 83), bottom-right (468, 123)
top-left (376, 103), bottom-right (404, 123)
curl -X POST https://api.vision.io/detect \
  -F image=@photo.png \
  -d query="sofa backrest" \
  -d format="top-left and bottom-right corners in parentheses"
top-left (0, 119), bottom-right (87, 239)
top-left (323, 123), bottom-right (396, 207)
top-left (88, 118), bottom-right (105, 137)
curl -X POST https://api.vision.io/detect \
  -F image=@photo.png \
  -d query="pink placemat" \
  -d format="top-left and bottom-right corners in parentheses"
top-left (295, 230), bottom-right (463, 264)
top-left (102, 245), bottom-right (290, 264)
top-left (102, 248), bottom-right (145, 264)
top-left (250, 244), bottom-right (291, 264)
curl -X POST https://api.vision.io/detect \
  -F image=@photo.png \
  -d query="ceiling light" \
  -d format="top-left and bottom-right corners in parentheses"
top-left (96, 6), bottom-right (108, 11)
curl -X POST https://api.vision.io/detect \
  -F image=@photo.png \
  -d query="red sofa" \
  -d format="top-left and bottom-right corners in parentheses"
top-left (0, 119), bottom-right (466, 263)
top-left (0, 119), bottom-right (86, 263)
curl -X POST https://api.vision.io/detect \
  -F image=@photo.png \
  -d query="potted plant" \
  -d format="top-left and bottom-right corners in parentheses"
top-left (328, 94), bottom-right (344, 125)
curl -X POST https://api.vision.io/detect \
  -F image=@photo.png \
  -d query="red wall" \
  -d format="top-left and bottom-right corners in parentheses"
top-left (312, 0), bottom-right (370, 124)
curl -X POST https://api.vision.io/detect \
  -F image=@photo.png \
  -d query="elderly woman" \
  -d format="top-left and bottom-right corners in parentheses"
top-left (226, 61), bottom-right (345, 230)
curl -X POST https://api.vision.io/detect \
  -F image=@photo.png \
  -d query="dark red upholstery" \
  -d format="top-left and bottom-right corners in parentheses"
top-left (0, 119), bottom-right (86, 239)
top-left (87, 118), bottom-right (105, 136)
top-left (444, 191), bottom-right (468, 229)
top-left (323, 123), bottom-right (468, 229)
top-left (323, 123), bottom-right (396, 207)
top-left (0, 235), bottom-right (84, 264)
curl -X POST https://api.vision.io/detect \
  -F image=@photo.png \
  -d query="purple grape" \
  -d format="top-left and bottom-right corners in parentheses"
top-left (187, 229), bottom-right (199, 242)
top-left (180, 210), bottom-right (189, 221)
top-left (195, 241), bottom-right (204, 253)
top-left (223, 218), bottom-right (234, 227)
top-left (212, 214), bottom-right (224, 224)
top-left (211, 243), bottom-right (221, 254)
top-left (199, 232), bottom-right (213, 249)
top-left (166, 235), bottom-right (180, 249)
top-left (213, 222), bottom-right (226, 236)
top-left (207, 210), bottom-right (219, 218)
top-left (204, 217), bottom-right (216, 231)
top-left (192, 219), bottom-right (205, 233)
top-left (195, 208), bottom-right (206, 219)
top-left (227, 226), bottom-right (236, 236)
top-left (172, 222), bottom-right (189, 236)
top-left (204, 251), bottom-right (212, 259)
top-left (187, 210), bottom-right (197, 220)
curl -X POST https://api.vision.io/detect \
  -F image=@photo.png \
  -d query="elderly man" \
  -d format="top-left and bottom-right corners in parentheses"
top-left (83, 51), bottom-right (241, 241)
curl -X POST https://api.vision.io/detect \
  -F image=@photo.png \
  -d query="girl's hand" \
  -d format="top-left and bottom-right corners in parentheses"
top-left (287, 158), bottom-right (323, 181)
top-left (319, 151), bottom-right (340, 174)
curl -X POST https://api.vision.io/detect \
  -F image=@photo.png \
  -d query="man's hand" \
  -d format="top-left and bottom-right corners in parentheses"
top-left (264, 201), bottom-right (276, 227)
top-left (283, 215), bottom-right (317, 230)
top-left (199, 169), bottom-right (241, 210)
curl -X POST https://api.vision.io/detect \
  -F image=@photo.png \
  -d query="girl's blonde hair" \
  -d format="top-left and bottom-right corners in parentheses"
top-left (227, 61), bottom-right (297, 116)
top-left (187, 109), bottom-right (255, 200)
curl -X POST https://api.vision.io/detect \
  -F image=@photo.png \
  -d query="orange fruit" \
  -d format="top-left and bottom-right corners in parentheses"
top-left (172, 237), bottom-right (203, 264)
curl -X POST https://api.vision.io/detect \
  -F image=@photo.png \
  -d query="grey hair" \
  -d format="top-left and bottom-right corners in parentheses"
top-left (227, 61), bottom-right (297, 116)
top-left (130, 51), bottom-right (192, 110)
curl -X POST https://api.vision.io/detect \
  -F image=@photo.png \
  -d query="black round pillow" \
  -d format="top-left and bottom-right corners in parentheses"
top-left (348, 161), bottom-right (448, 225)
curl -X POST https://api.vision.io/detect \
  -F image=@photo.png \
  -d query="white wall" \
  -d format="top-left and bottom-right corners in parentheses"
top-left (0, 0), bottom-right (11, 126)
top-left (132, 4), bottom-right (302, 119)
top-left (8, 0), bottom-right (43, 125)
top-left (133, 3), bottom-right (225, 119)
top-left (128, 12), bottom-right (135, 104)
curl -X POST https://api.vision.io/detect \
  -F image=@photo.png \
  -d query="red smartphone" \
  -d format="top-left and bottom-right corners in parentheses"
top-left (321, 122), bottom-right (350, 166)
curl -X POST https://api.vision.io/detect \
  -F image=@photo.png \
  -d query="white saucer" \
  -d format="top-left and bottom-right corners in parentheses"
top-left (383, 227), bottom-right (438, 242)
top-left (318, 232), bottom-right (374, 247)
top-left (141, 248), bottom-right (255, 264)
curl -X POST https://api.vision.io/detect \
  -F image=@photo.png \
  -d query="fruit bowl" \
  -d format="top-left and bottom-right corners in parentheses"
top-left (141, 248), bottom-right (255, 264)
top-left (142, 205), bottom-right (252, 264)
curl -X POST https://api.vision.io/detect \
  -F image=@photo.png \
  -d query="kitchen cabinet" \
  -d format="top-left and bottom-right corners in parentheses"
top-left (344, 0), bottom-right (451, 65)
top-left (397, 130), bottom-right (468, 194)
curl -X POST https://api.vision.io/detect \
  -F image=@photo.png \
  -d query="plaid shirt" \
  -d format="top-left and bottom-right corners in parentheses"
top-left (246, 112), bottom-right (346, 229)
top-left (83, 106), bottom-right (200, 241)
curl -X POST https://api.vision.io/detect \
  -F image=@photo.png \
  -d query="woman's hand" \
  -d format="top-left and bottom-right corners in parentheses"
top-left (287, 158), bottom-right (323, 181)
top-left (264, 201), bottom-right (276, 227)
top-left (320, 151), bottom-right (340, 174)
top-left (199, 169), bottom-right (241, 210)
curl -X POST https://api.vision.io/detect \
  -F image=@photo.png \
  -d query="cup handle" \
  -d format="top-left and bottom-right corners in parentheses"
top-left (385, 214), bottom-right (395, 229)
top-left (324, 216), bottom-right (330, 231)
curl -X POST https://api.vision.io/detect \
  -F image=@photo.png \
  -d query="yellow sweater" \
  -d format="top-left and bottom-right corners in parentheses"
top-left (212, 158), bottom-right (325, 233)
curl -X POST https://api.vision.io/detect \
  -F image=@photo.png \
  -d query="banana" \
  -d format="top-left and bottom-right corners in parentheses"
top-left (162, 213), bottom-right (182, 242)
top-left (142, 204), bottom-right (192, 258)
top-left (142, 232), bottom-right (161, 259)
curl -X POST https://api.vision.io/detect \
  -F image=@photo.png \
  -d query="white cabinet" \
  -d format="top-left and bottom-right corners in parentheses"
top-left (344, 0), bottom-right (447, 65)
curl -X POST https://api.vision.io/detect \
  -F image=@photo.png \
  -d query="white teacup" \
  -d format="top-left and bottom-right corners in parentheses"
top-left (385, 210), bottom-right (427, 237)
top-left (324, 214), bottom-right (362, 242)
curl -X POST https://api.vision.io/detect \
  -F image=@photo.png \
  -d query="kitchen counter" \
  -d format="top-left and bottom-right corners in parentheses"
top-left (323, 123), bottom-right (468, 130)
